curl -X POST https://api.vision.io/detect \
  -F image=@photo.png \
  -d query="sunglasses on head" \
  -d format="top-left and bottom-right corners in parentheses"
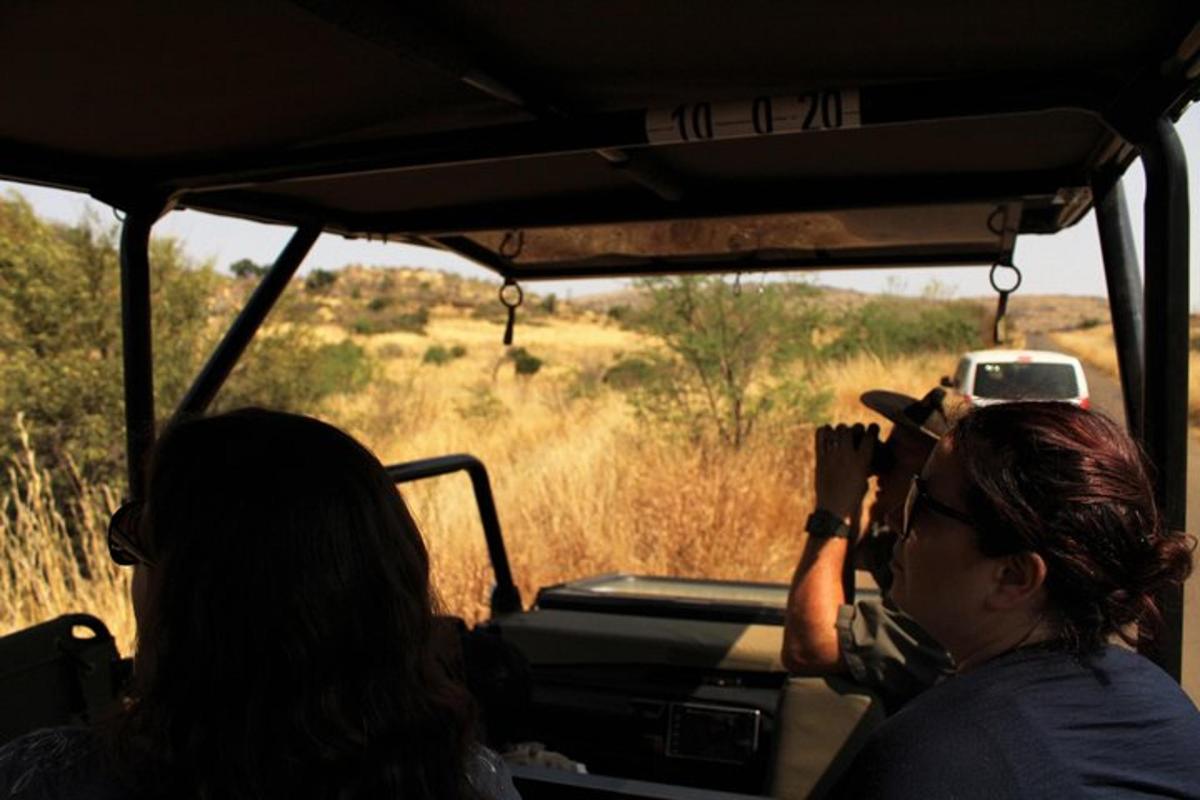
top-left (901, 475), bottom-right (975, 541)
top-left (107, 501), bottom-right (154, 566)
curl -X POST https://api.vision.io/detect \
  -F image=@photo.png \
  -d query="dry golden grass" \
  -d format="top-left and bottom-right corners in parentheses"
top-left (1051, 323), bottom-right (1200, 429)
top-left (0, 417), bottom-right (134, 653)
top-left (1, 307), bottom-right (961, 650)
top-left (1048, 327), bottom-right (1120, 377)
top-left (325, 339), bottom-right (957, 624)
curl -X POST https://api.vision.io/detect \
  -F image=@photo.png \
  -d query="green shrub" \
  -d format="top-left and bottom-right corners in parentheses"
top-left (622, 277), bottom-right (823, 448)
top-left (603, 356), bottom-right (664, 390)
top-left (304, 269), bottom-right (338, 292)
top-left (422, 343), bottom-right (466, 366)
top-left (0, 196), bottom-right (217, 483)
top-left (0, 194), bottom-right (375, 489)
top-left (423, 345), bottom-right (452, 365)
top-left (214, 334), bottom-right (374, 414)
top-left (508, 347), bottom-right (543, 376)
top-left (824, 298), bottom-right (983, 360)
top-left (310, 340), bottom-right (373, 397)
top-left (352, 306), bottom-right (429, 335)
top-left (393, 309), bottom-right (430, 333)
top-left (230, 258), bottom-right (267, 279)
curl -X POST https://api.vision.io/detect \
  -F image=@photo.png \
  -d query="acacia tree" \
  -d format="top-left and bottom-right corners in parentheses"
top-left (633, 276), bottom-right (825, 448)
top-left (229, 258), bottom-right (267, 279)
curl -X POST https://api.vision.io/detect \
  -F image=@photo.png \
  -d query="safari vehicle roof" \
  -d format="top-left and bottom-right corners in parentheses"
top-left (2, 1), bottom-right (1198, 279)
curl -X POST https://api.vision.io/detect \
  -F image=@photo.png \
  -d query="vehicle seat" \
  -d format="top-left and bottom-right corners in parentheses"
top-left (768, 676), bottom-right (885, 799)
top-left (0, 614), bottom-right (126, 747)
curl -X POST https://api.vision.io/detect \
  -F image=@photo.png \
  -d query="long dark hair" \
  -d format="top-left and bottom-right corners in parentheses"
top-left (949, 402), bottom-right (1194, 655)
top-left (114, 409), bottom-right (477, 799)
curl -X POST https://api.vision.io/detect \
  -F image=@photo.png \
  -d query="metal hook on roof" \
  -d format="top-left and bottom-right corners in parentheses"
top-left (989, 261), bottom-right (1023, 345)
top-left (499, 278), bottom-right (524, 345)
top-left (986, 206), bottom-right (1007, 237)
top-left (499, 230), bottom-right (525, 260)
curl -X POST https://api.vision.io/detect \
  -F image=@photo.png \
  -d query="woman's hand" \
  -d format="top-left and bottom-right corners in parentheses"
top-left (814, 423), bottom-right (878, 524)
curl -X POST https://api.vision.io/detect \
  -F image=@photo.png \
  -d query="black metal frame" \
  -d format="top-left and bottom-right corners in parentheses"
top-left (1137, 118), bottom-right (1191, 680)
top-left (180, 173), bottom-right (1070, 246)
top-left (1092, 173), bottom-right (1145, 436)
top-left (112, 128), bottom-right (1194, 680)
top-left (118, 198), bottom-right (168, 499)
top-left (175, 225), bottom-right (321, 417)
top-left (102, 52), bottom-right (1192, 681)
top-left (385, 455), bottom-right (522, 616)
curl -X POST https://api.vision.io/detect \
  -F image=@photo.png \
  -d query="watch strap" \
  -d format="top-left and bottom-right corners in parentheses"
top-left (805, 508), bottom-right (852, 539)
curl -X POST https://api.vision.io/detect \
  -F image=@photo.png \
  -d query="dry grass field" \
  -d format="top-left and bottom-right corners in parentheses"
top-left (1, 301), bottom-right (956, 654)
top-left (1050, 319), bottom-right (1200, 430)
top-left (0, 419), bottom-right (134, 650)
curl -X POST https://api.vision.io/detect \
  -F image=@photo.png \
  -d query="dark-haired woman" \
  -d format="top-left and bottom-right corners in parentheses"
top-left (0, 409), bottom-right (520, 799)
top-left (835, 402), bottom-right (1200, 799)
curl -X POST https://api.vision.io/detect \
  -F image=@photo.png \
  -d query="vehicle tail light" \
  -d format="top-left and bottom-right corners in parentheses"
top-left (1080, 397), bottom-right (1090, 410)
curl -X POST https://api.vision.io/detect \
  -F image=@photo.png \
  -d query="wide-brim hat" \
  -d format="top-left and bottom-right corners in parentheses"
top-left (860, 388), bottom-right (951, 442)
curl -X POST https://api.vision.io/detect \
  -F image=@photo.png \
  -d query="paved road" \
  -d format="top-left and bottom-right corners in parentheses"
top-left (1030, 335), bottom-right (1199, 702)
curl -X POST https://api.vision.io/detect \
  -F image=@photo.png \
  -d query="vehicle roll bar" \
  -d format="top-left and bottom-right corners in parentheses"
top-left (386, 454), bottom-right (522, 615)
top-left (1138, 116), bottom-right (1190, 680)
top-left (118, 198), bottom-right (169, 498)
top-left (1092, 174), bottom-right (1145, 437)
top-left (175, 224), bottom-right (321, 417)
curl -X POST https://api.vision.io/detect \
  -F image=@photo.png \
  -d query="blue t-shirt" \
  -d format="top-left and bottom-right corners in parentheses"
top-left (834, 645), bottom-right (1200, 799)
top-left (0, 726), bottom-right (522, 799)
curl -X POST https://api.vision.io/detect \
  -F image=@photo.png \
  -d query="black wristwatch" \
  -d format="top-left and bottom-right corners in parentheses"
top-left (805, 508), bottom-right (852, 539)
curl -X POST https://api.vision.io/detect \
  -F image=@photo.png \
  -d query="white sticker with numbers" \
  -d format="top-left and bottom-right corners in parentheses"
top-left (645, 90), bottom-right (861, 144)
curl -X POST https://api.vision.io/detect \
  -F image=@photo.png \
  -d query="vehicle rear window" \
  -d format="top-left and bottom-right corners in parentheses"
top-left (972, 362), bottom-right (1078, 400)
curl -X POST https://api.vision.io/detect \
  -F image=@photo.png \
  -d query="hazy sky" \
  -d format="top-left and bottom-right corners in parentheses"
top-left (3, 110), bottom-right (1199, 311)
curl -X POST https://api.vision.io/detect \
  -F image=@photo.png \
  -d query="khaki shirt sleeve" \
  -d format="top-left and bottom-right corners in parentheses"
top-left (835, 597), bottom-right (954, 708)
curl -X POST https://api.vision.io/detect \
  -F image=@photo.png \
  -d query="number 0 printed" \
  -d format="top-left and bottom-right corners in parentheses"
top-left (646, 90), bottom-right (860, 144)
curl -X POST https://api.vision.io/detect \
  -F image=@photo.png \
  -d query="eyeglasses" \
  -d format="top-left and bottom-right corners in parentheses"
top-left (107, 501), bottom-right (154, 566)
top-left (901, 476), bottom-right (975, 541)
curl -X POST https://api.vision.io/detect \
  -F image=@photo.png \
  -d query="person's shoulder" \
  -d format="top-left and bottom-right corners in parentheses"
top-left (0, 726), bottom-right (97, 771)
top-left (835, 706), bottom-right (1019, 799)
top-left (1093, 642), bottom-right (1182, 680)
top-left (856, 671), bottom-right (1014, 771)
top-left (1089, 646), bottom-right (1200, 718)
top-left (1017, 644), bottom-right (1193, 706)
top-left (0, 727), bottom-right (123, 799)
top-left (467, 746), bottom-right (523, 800)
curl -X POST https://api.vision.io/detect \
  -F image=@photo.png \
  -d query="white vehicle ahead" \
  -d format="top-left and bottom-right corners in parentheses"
top-left (943, 349), bottom-right (1090, 408)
